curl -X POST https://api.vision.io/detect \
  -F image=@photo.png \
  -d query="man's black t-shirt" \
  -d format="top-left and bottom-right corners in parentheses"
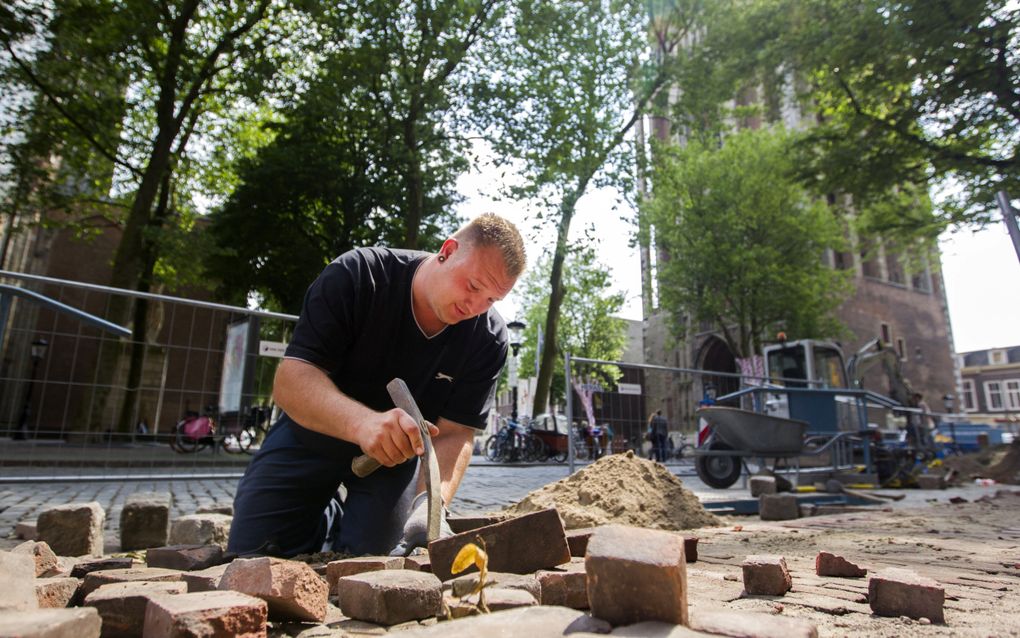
top-left (282, 247), bottom-right (507, 457)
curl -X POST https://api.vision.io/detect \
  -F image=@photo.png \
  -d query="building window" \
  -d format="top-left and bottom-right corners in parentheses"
top-left (881, 323), bottom-right (891, 345)
top-left (1006, 380), bottom-right (1020, 411)
top-left (990, 350), bottom-right (1007, 365)
top-left (896, 338), bottom-right (906, 360)
top-left (985, 381), bottom-right (1004, 411)
top-left (962, 380), bottom-right (977, 412)
top-left (885, 250), bottom-right (905, 285)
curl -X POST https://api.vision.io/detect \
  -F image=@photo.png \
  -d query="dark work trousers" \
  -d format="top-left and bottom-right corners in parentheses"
top-left (228, 416), bottom-right (417, 558)
top-left (652, 432), bottom-right (669, 462)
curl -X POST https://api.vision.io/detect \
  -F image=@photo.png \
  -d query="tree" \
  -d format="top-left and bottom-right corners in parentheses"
top-left (646, 127), bottom-right (852, 359)
top-left (691, 0), bottom-right (1020, 240)
top-left (206, 0), bottom-right (501, 311)
top-left (473, 0), bottom-right (700, 418)
top-left (515, 246), bottom-right (628, 411)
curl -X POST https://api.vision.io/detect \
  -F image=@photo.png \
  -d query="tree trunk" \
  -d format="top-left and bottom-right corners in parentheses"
top-left (531, 189), bottom-right (582, 416)
top-left (402, 117), bottom-right (423, 249)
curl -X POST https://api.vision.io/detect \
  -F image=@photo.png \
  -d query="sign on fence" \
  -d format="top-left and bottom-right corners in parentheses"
top-left (259, 340), bottom-right (288, 358)
top-left (617, 382), bottom-right (642, 395)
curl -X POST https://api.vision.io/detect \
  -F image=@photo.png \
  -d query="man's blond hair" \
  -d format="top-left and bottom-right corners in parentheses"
top-left (453, 213), bottom-right (526, 278)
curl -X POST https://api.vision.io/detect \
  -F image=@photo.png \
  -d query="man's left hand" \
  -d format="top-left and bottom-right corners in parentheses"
top-left (389, 491), bottom-right (453, 556)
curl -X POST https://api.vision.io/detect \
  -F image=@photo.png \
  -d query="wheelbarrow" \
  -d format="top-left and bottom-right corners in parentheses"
top-left (694, 406), bottom-right (809, 489)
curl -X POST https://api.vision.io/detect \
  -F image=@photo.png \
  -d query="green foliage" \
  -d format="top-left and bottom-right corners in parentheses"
top-left (204, 0), bottom-right (495, 311)
top-left (515, 246), bottom-right (628, 406)
top-left (686, 0), bottom-right (1020, 241)
top-left (646, 127), bottom-right (852, 358)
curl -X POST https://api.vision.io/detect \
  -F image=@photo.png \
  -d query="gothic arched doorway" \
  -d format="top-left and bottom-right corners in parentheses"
top-left (697, 336), bottom-right (739, 400)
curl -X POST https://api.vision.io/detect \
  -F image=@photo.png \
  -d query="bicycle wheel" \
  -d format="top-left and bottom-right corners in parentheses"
top-left (221, 427), bottom-right (256, 454)
top-left (523, 434), bottom-right (544, 462)
top-left (174, 424), bottom-right (203, 454)
top-left (675, 444), bottom-right (696, 463)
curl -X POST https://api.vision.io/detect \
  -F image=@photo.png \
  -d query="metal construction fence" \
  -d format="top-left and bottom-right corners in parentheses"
top-left (562, 354), bottom-right (751, 473)
top-left (0, 270), bottom-right (297, 481)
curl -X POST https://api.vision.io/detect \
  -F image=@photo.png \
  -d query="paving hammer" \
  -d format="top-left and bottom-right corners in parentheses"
top-left (350, 378), bottom-right (443, 542)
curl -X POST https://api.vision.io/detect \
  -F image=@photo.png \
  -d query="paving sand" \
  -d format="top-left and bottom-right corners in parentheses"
top-left (503, 450), bottom-right (721, 530)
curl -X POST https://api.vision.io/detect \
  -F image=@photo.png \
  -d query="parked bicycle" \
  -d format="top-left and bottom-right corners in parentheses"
top-left (670, 432), bottom-right (696, 462)
top-left (484, 417), bottom-right (544, 462)
top-left (170, 404), bottom-right (271, 455)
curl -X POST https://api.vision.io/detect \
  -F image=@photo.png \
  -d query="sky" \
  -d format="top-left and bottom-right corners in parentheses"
top-left (459, 170), bottom-right (1020, 356)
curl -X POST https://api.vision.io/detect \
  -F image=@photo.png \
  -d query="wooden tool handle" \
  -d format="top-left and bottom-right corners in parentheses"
top-left (351, 453), bottom-right (382, 478)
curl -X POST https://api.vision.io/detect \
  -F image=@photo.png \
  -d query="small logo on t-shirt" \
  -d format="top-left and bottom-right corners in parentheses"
top-left (435, 372), bottom-right (454, 382)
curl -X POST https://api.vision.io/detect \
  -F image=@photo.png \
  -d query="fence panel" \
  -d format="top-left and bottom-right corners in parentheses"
top-left (0, 270), bottom-right (297, 481)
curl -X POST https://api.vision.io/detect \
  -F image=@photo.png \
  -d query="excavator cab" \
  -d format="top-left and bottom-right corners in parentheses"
top-left (764, 340), bottom-right (848, 389)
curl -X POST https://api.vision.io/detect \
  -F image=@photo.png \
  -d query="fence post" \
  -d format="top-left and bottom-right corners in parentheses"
top-left (565, 351), bottom-right (574, 474)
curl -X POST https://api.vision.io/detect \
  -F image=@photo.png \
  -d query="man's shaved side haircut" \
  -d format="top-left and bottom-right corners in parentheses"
top-left (453, 213), bottom-right (526, 278)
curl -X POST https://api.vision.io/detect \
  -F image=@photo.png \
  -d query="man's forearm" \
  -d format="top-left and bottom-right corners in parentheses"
top-left (273, 358), bottom-right (374, 443)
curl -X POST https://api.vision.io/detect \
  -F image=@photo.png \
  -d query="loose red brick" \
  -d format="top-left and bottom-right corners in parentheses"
top-left (868, 568), bottom-right (945, 623)
top-left (35, 577), bottom-right (79, 608)
top-left (0, 608), bottom-right (101, 638)
top-left (15, 521), bottom-right (38, 541)
top-left (36, 502), bottom-right (106, 557)
top-left (120, 492), bottom-right (172, 551)
top-left (566, 528), bottom-right (595, 557)
top-left (84, 580), bottom-right (188, 636)
top-left (71, 557), bottom-right (135, 578)
top-left (475, 587), bottom-right (537, 612)
top-left (758, 494), bottom-right (799, 521)
top-left (742, 555), bottom-right (792, 596)
top-left (338, 569), bottom-right (442, 625)
top-left (585, 524), bottom-right (689, 626)
top-left (13, 541), bottom-right (58, 577)
top-left (0, 550), bottom-right (38, 611)
top-left (447, 514), bottom-right (507, 534)
top-left (750, 475), bottom-right (778, 497)
top-left (448, 571), bottom-right (540, 600)
top-left (536, 563), bottom-right (588, 609)
top-left (815, 551), bottom-right (867, 578)
top-left (168, 514), bottom-right (231, 549)
top-left (684, 537), bottom-right (699, 563)
top-left (181, 563), bottom-right (230, 593)
top-left (916, 474), bottom-right (946, 490)
top-left (146, 545), bottom-right (224, 571)
top-left (428, 509), bottom-right (570, 581)
top-left (81, 567), bottom-right (184, 598)
top-left (402, 554), bottom-right (431, 572)
top-left (325, 556), bottom-right (403, 595)
top-left (219, 556), bottom-right (329, 623)
top-left (143, 590), bottom-right (266, 637)
top-left (691, 610), bottom-right (818, 638)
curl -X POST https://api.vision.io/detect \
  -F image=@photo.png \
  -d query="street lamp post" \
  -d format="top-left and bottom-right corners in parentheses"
top-left (16, 338), bottom-right (49, 440)
top-left (507, 320), bottom-right (525, 423)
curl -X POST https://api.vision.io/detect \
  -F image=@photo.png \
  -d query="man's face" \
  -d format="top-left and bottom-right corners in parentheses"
top-left (429, 240), bottom-right (517, 326)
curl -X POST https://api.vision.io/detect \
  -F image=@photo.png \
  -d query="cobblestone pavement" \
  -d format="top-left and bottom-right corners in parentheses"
top-left (0, 457), bottom-right (1002, 554)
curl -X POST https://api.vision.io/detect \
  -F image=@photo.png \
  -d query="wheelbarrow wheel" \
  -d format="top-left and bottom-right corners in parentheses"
top-left (696, 441), bottom-right (743, 489)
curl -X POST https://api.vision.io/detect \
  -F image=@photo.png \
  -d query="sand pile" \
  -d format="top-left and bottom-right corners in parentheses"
top-left (503, 450), bottom-right (721, 530)
top-left (944, 442), bottom-right (1020, 485)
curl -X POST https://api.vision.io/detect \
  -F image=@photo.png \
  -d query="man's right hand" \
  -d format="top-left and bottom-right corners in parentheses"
top-left (351, 409), bottom-right (439, 467)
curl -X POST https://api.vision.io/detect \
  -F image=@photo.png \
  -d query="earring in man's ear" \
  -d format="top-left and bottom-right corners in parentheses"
top-left (438, 255), bottom-right (446, 263)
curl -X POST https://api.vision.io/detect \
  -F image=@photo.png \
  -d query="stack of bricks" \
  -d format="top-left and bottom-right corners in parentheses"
top-left (2, 501), bottom-right (851, 637)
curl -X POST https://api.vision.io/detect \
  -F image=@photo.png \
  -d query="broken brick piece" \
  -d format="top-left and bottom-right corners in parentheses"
top-left (448, 571), bottom-right (540, 600)
top-left (84, 580), bottom-right (188, 637)
top-left (219, 556), bottom-right (329, 623)
top-left (428, 509), bottom-right (570, 582)
top-left (13, 541), bottom-right (58, 578)
top-left (566, 528), bottom-right (595, 557)
top-left (35, 577), bottom-right (80, 609)
top-left (868, 568), bottom-right (945, 623)
top-left (0, 550), bottom-right (39, 612)
top-left (338, 569), bottom-right (442, 625)
top-left (143, 590), bottom-right (266, 637)
top-left (742, 555), bottom-right (792, 596)
top-left (447, 515), bottom-right (507, 534)
top-left (181, 563), bottom-right (230, 593)
top-left (759, 494), bottom-right (799, 521)
top-left (684, 537), bottom-right (699, 563)
top-left (585, 524), bottom-right (689, 626)
top-left (750, 475), bottom-right (778, 497)
top-left (815, 551), bottom-right (867, 578)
